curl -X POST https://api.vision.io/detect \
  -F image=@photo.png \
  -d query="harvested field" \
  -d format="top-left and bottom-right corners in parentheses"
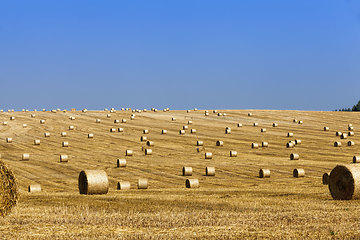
top-left (0, 109), bottom-right (360, 239)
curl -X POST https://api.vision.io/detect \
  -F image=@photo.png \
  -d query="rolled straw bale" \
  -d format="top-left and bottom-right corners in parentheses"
top-left (205, 112), bottom-right (209, 116)
top-left (216, 140), bottom-right (224, 146)
top-left (261, 128), bottom-right (266, 133)
top-left (34, 139), bottom-right (41, 145)
top-left (6, 138), bottom-right (12, 143)
top-left (40, 120), bottom-right (45, 124)
top-left (126, 150), bottom-right (133, 156)
top-left (88, 133), bottom-right (94, 138)
top-left (61, 132), bottom-right (67, 137)
top-left (82, 109), bottom-right (88, 113)
top-left (293, 169), bottom-right (305, 178)
top-left (349, 126), bottom-right (354, 131)
top-left (190, 129), bottom-right (197, 133)
top-left (42, 109), bottom-right (46, 112)
top-left (186, 179), bottom-right (199, 188)
top-left (194, 108), bottom-right (198, 111)
top-left (154, 109), bottom-right (158, 112)
top-left (96, 119), bottom-right (101, 123)
top-left (183, 125), bottom-right (188, 130)
top-left (295, 139), bottom-right (301, 145)
top-left (187, 110), bottom-right (191, 113)
top-left (348, 124), bottom-right (353, 127)
top-left (322, 173), bottom-right (329, 185)
top-left (44, 132), bottom-right (50, 137)
top-left (0, 160), bottom-right (18, 216)
top-left (146, 141), bottom-right (154, 146)
top-left (298, 120), bottom-right (303, 124)
top-left (205, 152), bottom-right (213, 159)
top-left (179, 130), bottom-right (185, 135)
top-left (188, 121), bottom-right (193, 124)
top-left (22, 124), bottom-right (27, 128)
top-left (161, 129), bottom-right (167, 134)
top-left (163, 109), bottom-right (167, 112)
top-left (114, 119), bottom-right (119, 123)
top-left (110, 128), bottom-right (116, 132)
top-left (353, 156), bottom-right (360, 163)
top-left (334, 141), bottom-right (341, 147)
top-left (197, 141), bottom-right (204, 146)
top-left (253, 123), bottom-right (258, 127)
top-left (118, 128), bottom-right (124, 132)
top-left (248, 113), bottom-right (252, 116)
top-left (324, 127), bottom-right (329, 131)
top-left (252, 143), bottom-right (259, 149)
top-left (206, 167), bottom-right (215, 176)
top-left (141, 136), bottom-right (147, 142)
top-left (143, 129), bottom-right (149, 134)
top-left (107, 114), bottom-right (111, 118)
top-left (22, 153), bottom-right (30, 161)
top-left (349, 131), bottom-right (355, 136)
top-left (213, 110), bottom-right (217, 113)
top-left (60, 155), bottom-right (68, 162)
top-left (287, 132), bottom-right (293, 137)
top-left (273, 123), bottom-right (278, 127)
top-left (237, 123), bottom-right (242, 127)
top-left (336, 132), bottom-right (342, 136)
top-left (217, 113), bottom-right (223, 116)
top-left (182, 167), bottom-right (193, 176)
top-left (138, 179), bottom-right (148, 189)
top-left (225, 128), bottom-right (231, 134)
top-left (117, 181), bottom-right (130, 190)
top-left (290, 153), bottom-right (299, 160)
top-left (223, 113), bottom-right (227, 116)
top-left (259, 169), bottom-right (270, 178)
top-left (3, 122), bottom-right (7, 126)
top-left (117, 159), bottom-right (126, 167)
top-left (172, 117), bottom-right (176, 121)
top-left (130, 116), bottom-right (135, 120)
top-left (78, 170), bottom-right (109, 195)
top-left (230, 151), bottom-right (238, 157)
top-left (328, 164), bottom-right (360, 200)
top-left (286, 142), bottom-right (294, 148)
top-left (70, 116), bottom-right (75, 120)
top-left (10, 117), bottom-right (15, 121)
top-left (348, 141), bottom-right (355, 146)
top-left (262, 142), bottom-right (268, 147)
top-left (122, 119), bottom-right (127, 123)
top-left (293, 119), bottom-right (298, 123)
top-left (28, 184), bottom-right (41, 193)
top-left (62, 141), bottom-right (69, 147)
top-left (145, 149), bottom-right (153, 155)
top-left (341, 133), bottom-right (348, 139)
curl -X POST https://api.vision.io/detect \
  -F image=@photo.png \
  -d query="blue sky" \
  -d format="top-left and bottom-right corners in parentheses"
top-left (0, 1), bottom-right (359, 111)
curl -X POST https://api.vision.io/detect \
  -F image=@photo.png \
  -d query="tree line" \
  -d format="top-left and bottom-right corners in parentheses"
top-left (336, 100), bottom-right (360, 112)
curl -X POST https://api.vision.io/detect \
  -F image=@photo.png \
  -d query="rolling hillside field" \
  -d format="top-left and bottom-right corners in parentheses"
top-left (0, 109), bottom-right (359, 239)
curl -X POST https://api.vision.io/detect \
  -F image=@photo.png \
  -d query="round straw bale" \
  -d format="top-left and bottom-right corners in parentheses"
top-left (3, 122), bottom-right (7, 126)
top-left (186, 179), bottom-right (199, 188)
top-left (217, 113), bottom-right (222, 116)
top-left (118, 128), bottom-right (124, 132)
top-left (353, 156), bottom-right (360, 163)
top-left (225, 128), bottom-right (231, 134)
top-left (206, 167), bottom-right (215, 176)
top-left (187, 110), bottom-right (191, 113)
top-left (61, 132), bottom-right (67, 137)
top-left (22, 153), bottom-right (30, 161)
top-left (28, 184), bottom-right (41, 193)
top-left (324, 127), bottom-right (329, 131)
top-left (172, 117), bottom-right (176, 121)
top-left (0, 160), bottom-right (18, 216)
top-left (44, 132), bottom-right (50, 137)
top-left (141, 136), bottom-right (147, 142)
top-left (182, 167), bottom-right (193, 176)
top-left (188, 121), bottom-right (193, 124)
top-left (349, 131), bottom-right (355, 136)
top-left (230, 151), bottom-right (237, 157)
top-left (40, 120), bottom-right (45, 124)
top-left (348, 124), bottom-right (353, 127)
top-left (143, 129), bottom-right (149, 134)
top-left (138, 179), bottom-right (148, 189)
top-left (348, 141), bottom-right (355, 146)
top-left (328, 164), bottom-right (360, 200)
top-left (82, 109), bottom-right (87, 113)
top-left (60, 154), bottom-right (68, 162)
top-left (341, 133), bottom-right (348, 139)
top-left (293, 119), bottom-right (298, 123)
top-left (262, 142), bottom-right (268, 147)
top-left (22, 124), bottom-right (27, 128)
top-left (273, 123), bottom-right (278, 127)
top-left (145, 149), bottom-right (152, 155)
top-left (117, 159), bottom-right (126, 167)
top-left (31, 114), bottom-right (36, 118)
top-left (130, 116), bottom-right (135, 120)
top-left (62, 141), bottom-right (69, 147)
top-left (290, 153), bottom-right (299, 160)
top-left (295, 139), bottom-right (301, 145)
top-left (259, 169), bottom-right (270, 178)
top-left (126, 150), bottom-right (133, 156)
top-left (261, 128), bottom-right (266, 132)
top-left (253, 123), bottom-right (258, 127)
top-left (205, 112), bottom-right (209, 116)
top-left (287, 132), bottom-right (293, 137)
top-left (298, 120), bottom-right (303, 124)
top-left (336, 131), bottom-right (342, 136)
top-left (146, 141), bottom-right (154, 146)
top-left (223, 113), bottom-right (227, 116)
top-left (190, 129), bottom-right (197, 133)
top-left (205, 152), bottom-right (213, 159)
top-left (10, 116), bottom-right (15, 121)
top-left (6, 138), bottom-right (12, 143)
top-left (114, 119), bottom-right (119, 123)
top-left (96, 119), bottom-right (101, 123)
top-left (117, 181), bottom-right (130, 190)
top-left (34, 139), bottom-right (41, 145)
top-left (183, 125), bottom-right (188, 130)
top-left (237, 123), bottom-right (242, 127)
top-left (161, 129), bottom-right (167, 134)
top-left (349, 126), bottom-right (354, 131)
top-left (70, 116), bottom-right (75, 120)
top-left (88, 133), bottom-right (94, 138)
top-left (213, 110), bottom-right (217, 113)
top-left (252, 143), bottom-right (259, 149)
top-left (286, 142), bottom-right (294, 148)
top-left (110, 128), bottom-right (116, 132)
top-left (179, 130), bottom-right (185, 135)
top-left (197, 141), bottom-right (204, 146)
top-left (248, 113), bottom-right (252, 116)
top-left (293, 168), bottom-right (305, 178)
top-left (322, 173), bottom-right (329, 185)
top-left (107, 114), bottom-right (111, 118)
top-left (122, 119), bottom-right (127, 123)
top-left (334, 141), bottom-right (341, 147)
top-left (78, 170), bottom-right (109, 195)
top-left (216, 140), bottom-right (224, 146)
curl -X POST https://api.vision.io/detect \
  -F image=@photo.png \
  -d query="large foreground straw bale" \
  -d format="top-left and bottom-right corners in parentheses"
top-left (328, 164), bottom-right (360, 200)
top-left (0, 160), bottom-right (18, 216)
top-left (78, 170), bottom-right (109, 195)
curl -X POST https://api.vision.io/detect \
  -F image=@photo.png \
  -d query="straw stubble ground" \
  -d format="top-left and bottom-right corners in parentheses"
top-left (0, 109), bottom-right (360, 239)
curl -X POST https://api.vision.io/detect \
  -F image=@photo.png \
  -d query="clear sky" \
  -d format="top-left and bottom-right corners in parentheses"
top-left (0, 1), bottom-right (359, 111)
